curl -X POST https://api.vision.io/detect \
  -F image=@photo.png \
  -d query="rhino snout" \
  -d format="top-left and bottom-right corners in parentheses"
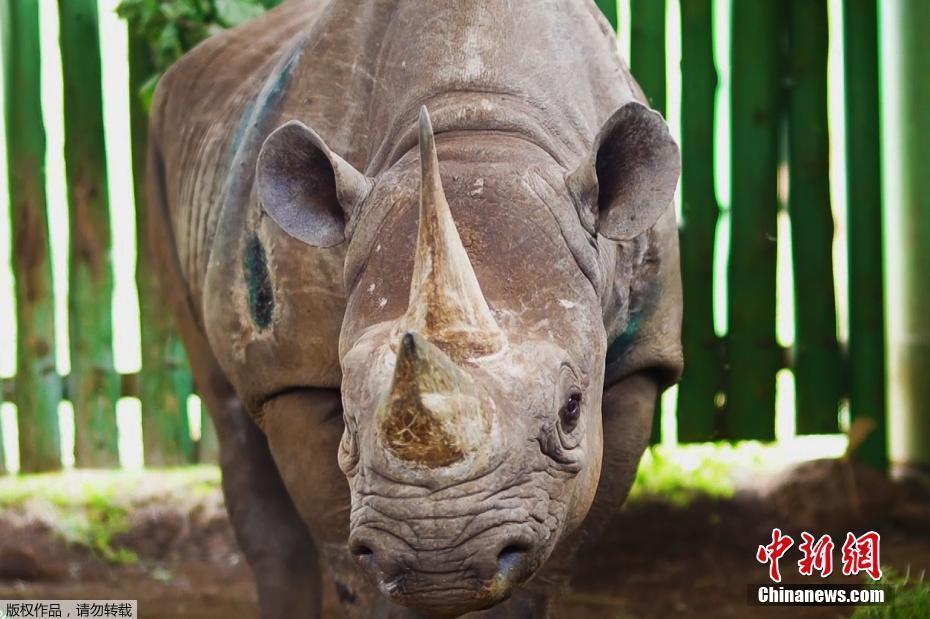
top-left (349, 522), bottom-right (538, 614)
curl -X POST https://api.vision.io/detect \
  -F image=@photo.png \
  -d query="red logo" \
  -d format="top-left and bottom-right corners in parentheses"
top-left (756, 528), bottom-right (795, 582)
top-left (841, 531), bottom-right (882, 580)
top-left (757, 529), bottom-right (881, 582)
top-left (797, 532), bottom-right (835, 577)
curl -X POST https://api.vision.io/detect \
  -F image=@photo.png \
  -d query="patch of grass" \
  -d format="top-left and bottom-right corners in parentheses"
top-left (628, 437), bottom-right (847, 506)
top-left (54, 503), bottom-right (138, 564)
top-left (630, 443), bottom-right (743, 505)
top-left (0, 467), bottom-right (221, 564)
top-left (852, 567), bottom-right (929, 619)
top-left (0, 467), bottom-right (221, 508)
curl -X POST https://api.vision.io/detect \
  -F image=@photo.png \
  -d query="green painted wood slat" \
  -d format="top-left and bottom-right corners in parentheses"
top-left (726, 0), bottom-right (781, 440)
top-left (787, 0), bottom-right (842, 435)
top-left (58, 0), bottom-right (120, 466)
top-left (842, 0), bottom-right (886, 469)
top-left (676, 0), bottom-right (721, 441)
top-left (1, 0), bottom-right (62, 472)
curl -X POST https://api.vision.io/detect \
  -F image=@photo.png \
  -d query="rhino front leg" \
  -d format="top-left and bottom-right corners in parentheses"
top-left (212, 390), bottom-right (323, 618)
top-left (169, 298), bottom-right (322, 617)
top-left (145, 141), bottom-right (321, 617)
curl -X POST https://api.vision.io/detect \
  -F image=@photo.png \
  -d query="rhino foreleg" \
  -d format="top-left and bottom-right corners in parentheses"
top-left (213, 393), bottom-right (322, 618)
top-left (173, 326), bottom-right (322, 617)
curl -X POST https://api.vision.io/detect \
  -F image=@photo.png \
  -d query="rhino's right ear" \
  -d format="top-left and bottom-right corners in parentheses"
top-left (257, 120), bottom-right (373, 247)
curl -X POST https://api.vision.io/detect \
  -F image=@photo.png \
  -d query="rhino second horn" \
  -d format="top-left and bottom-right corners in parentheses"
top-left (402, 106), bottom-right (505, 360)
top-left (377, 332), bottom-right (490, 467)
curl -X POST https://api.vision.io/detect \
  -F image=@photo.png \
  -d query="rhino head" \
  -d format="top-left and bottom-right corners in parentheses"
top-left (255, 105), bottom-right (679, 615)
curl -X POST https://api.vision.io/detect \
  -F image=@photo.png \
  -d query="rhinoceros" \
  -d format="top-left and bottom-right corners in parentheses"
top-left (147, 0), bottom-right (682, 616)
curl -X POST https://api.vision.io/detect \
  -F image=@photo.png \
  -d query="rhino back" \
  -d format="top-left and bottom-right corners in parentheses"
top-left (364, 0), bottom-right (644, 171)
top-left (151, 0), bottom-right (311, 303)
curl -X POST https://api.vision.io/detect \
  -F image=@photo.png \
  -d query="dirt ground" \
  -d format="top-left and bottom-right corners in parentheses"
top-left (0, 464), bottom-right (928, 619)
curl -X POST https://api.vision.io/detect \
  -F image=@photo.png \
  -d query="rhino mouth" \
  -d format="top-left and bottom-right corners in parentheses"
top-left (346, 468), bottom-right (561, 614)
top-left (349, 521), bottom-right (543, 615)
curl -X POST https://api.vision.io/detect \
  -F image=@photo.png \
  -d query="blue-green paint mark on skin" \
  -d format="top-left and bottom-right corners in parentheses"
top-left (606, 313), bottom-right (641, 367)
top-left (228, 97), bottom-right (257, 165)
top-left (221, 42), bottom-right (303, 329)
top-left (222, 39), bottom-right (305, 208)
top-left (244, 236), bottom-right (274, 329)
top-left (605, 277), bottom-right (663, 367)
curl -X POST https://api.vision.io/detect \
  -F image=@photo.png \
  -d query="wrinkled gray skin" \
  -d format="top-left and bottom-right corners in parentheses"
top-left (147, 1), bottom-right (683, 617)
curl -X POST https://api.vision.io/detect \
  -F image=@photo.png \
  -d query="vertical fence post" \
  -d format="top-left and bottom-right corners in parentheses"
top-left (1, 0), bottom-right (62, 472)
top-left (882, 0), bottom-right (929, 474)
top-left (843, 0), bottom-right (886, 469)
top-left (726, 0), bottom-right (781, 440)
top-left (0, 401), bottom-right (5, 474)
top-left (676, 0), bottom-right (720, 441)
top-left (630, 0), bottom-right (667, 115)
top-left (58, 0), bottom-right (120, 466)
top-left (129, 36), bottom-right (195, 466)
top-left (0, 384), bottom-right (11, 474)
top-left (786, 0), bottom-right (841, 435)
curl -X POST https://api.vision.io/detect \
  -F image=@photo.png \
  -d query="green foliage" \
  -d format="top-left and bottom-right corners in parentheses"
top-left (852, 567), bottom-right (930, 619)
top-left (116, 0), bottom-right (282, 108)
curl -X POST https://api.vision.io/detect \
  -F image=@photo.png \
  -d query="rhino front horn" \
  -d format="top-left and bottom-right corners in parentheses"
top-left (402, 107), bottom-right (505, 360)
top-left (377, 332), bottom-right (491, 467)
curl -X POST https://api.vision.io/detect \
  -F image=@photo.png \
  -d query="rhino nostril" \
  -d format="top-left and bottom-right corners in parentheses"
top-left (350, 543), bottom-right (373, 559)
top-left (496, 543), bottom-right (531, 577)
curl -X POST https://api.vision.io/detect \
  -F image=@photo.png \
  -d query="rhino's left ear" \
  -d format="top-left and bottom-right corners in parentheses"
top-left (567, 102), bottom-right (680, 241)
top-left (257, 120), bottom-right (373, 247)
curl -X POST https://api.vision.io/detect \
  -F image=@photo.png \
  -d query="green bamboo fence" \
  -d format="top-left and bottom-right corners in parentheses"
top-left (628, 0), bottom-right (667, 443)
top-left (843, 0), bottom-right (886, 469)
top-left (786, 0), bottom-right (841, 435)
top-left (2, 0), bottom-right (62, 472)
top-left (596, 0), bottom-right (618, 31)
top-left (676, 0), bottom-right (720, 441)
top-left (725, 0), bottom-right (782, 440)
top-left (58, 0), bottom-right (121, 467)
top-left (630, 0), bottom-right (667, 116)
top-left (883, 0), bottom-right (929, 472)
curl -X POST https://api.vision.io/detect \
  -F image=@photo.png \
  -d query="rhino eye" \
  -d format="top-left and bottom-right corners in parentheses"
top-left (560, 391), bottom-right (582, 431)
